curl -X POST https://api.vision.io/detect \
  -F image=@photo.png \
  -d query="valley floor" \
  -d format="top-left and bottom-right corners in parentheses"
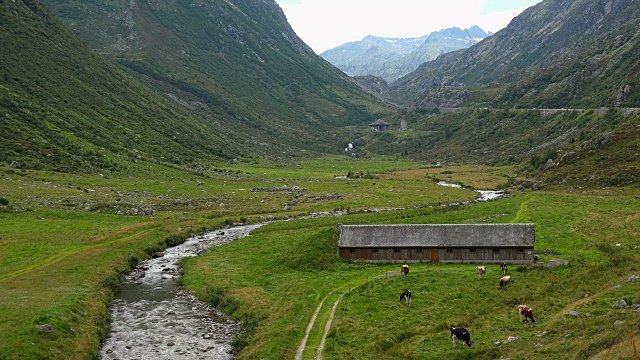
top-left (0, 161), bottom-right (638, 359)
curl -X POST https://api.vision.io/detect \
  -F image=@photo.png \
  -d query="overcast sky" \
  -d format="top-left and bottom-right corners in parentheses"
top-left (275, 0), bottom-right (544, 54)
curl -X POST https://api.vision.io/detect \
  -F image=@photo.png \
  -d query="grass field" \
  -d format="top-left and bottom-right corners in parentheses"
top-left (1, 158), bottom-right (638, 359)
top-left (180, 189), bottom-right (640, 360)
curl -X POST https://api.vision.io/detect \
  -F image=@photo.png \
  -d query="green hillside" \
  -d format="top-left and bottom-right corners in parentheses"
top-left (352, 0), bottom-right (640, 188)
top-left (387, 0), bottom-right (640, 109)
top-left (40, 0), bottom-right (389, 156)
top-left (0, 0), bottom-right (244, 172)
top-left (344, 107), bottom-right (640, 188)
top-left (1, 0), bottom-right (389, 172)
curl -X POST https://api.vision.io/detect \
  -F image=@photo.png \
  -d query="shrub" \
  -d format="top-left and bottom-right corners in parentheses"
top-left (203, 287), bottom-right (225, 308)
top-left (144, 244), bottom-right (165, 257)
top-left (127, 255), bottom-right (139, 268)
top-left (164, 233), bottom-right (189, 247)
top-left (231, 334), bottom-right (250, 352)
top-left (220, 297), bottom-right (240, 316)
top-left (99, 271), bottom-right (122, 293)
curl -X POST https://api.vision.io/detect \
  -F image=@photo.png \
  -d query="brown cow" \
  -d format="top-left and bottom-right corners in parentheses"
top-left (518, 305), bottom-right (536, 323)
top-left (401, 264), bottom-right (410, 277)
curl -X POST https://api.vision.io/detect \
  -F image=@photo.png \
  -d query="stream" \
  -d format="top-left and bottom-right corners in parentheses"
top-left (99, 224), bottom-right (263, 360)
top-left (99, 182), bottom-right (503, 359)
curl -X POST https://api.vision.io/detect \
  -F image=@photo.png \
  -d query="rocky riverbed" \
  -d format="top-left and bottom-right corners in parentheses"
top-left (100, 224), bottom-right (263, 360)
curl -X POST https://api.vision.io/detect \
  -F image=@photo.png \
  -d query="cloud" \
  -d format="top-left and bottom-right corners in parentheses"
top-left (277, 0), bottom-right (541, 54)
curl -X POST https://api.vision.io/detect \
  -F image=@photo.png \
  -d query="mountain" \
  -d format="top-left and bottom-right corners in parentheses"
top-left (320, 35), bottom-right (427, 81)
top-left (0, 0), bottom-right (244, 171)
top-left (321, 26), bottom-right (490, 82)
top-left (345, 0), bottom-right (640, 187)
top-left (387, 0), bottom-right (640, 109)
top-left (1, 0), bottom-right (388, 172)
top-left (40, 0), bottom-right (388, 135)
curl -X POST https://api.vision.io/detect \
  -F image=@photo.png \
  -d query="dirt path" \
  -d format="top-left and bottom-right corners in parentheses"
top-left (316, 292), bottom-right (346, 360)
top-left (295, 291), bottom-right (335, 360)
top-left (297, 271), bottom-right (402, 359)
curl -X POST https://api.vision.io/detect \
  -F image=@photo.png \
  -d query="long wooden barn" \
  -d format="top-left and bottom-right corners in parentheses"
top-left (337, 223), bottom-right (535, 264)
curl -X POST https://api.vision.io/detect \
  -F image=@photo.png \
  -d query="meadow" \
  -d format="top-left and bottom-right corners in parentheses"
top-left (179, 188), bottom-right (640, 359)
top-left (0, 157), bottom-right (638, 359)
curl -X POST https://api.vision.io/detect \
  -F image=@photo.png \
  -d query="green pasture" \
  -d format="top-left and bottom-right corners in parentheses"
top-left (180, 189), bottom-right (640, 360)
top-left (1, 159), bottom-right (639, 359)
top-left (0, 158), bottom-right (488, 359)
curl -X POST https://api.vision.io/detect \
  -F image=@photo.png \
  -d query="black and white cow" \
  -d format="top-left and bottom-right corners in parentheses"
top-left (500, 262), bottom-right (508, 275)
top-left (450, 327), bottom-right (473, 347)
top-left (400, 289), bottom-right (412, 306)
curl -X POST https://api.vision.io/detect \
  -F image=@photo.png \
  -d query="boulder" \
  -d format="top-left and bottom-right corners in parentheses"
top-left (35, 324), bottom-right (56, 331)
top-left (545, 260), bottom-right (568, 267)
top-left (613, 299), bottom-right (627, 309)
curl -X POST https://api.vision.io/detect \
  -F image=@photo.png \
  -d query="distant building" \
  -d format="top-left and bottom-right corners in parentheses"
top-left (369, 119), bottom-right (390, 131)
top-left (337, 223), bottom-right (535, 264)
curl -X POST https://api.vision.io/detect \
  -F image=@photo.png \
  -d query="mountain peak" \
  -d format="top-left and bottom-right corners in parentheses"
top-left (321, 26), bottom-right (490, 82)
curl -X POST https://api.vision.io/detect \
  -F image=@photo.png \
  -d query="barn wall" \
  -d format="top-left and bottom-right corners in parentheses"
top-left (339, 247), bottom-right (534, 264)
top-left (338, 247), bottom-right (433, 263)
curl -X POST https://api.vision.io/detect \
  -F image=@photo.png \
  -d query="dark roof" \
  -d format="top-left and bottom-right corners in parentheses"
top-left (369, 119), bottom-right (390, 126)
top-left (338, 224), bottom-right (535, 248)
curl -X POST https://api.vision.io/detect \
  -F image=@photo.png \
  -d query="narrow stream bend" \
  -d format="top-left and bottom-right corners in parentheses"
top-left (100, 224), bottom-right (263, 360)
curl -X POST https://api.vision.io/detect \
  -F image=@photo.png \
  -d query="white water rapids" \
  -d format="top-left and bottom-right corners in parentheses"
top-left (100, 224), bottom-right (263, 360)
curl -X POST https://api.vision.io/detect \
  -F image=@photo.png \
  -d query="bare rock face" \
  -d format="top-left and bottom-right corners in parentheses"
top-left (615, 84), bottom-right (631, 107)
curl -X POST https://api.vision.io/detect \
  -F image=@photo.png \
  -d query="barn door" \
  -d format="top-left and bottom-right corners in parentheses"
top-left (431, 248), bottom-right (439, 263)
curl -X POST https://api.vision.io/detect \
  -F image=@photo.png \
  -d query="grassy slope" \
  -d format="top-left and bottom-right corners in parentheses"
top-left (0, 1), bottom-right (242, 172)
top-left (352, 109), bottom-right (640, 189)
top-left (387, 0), bottom-right (640, 109)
